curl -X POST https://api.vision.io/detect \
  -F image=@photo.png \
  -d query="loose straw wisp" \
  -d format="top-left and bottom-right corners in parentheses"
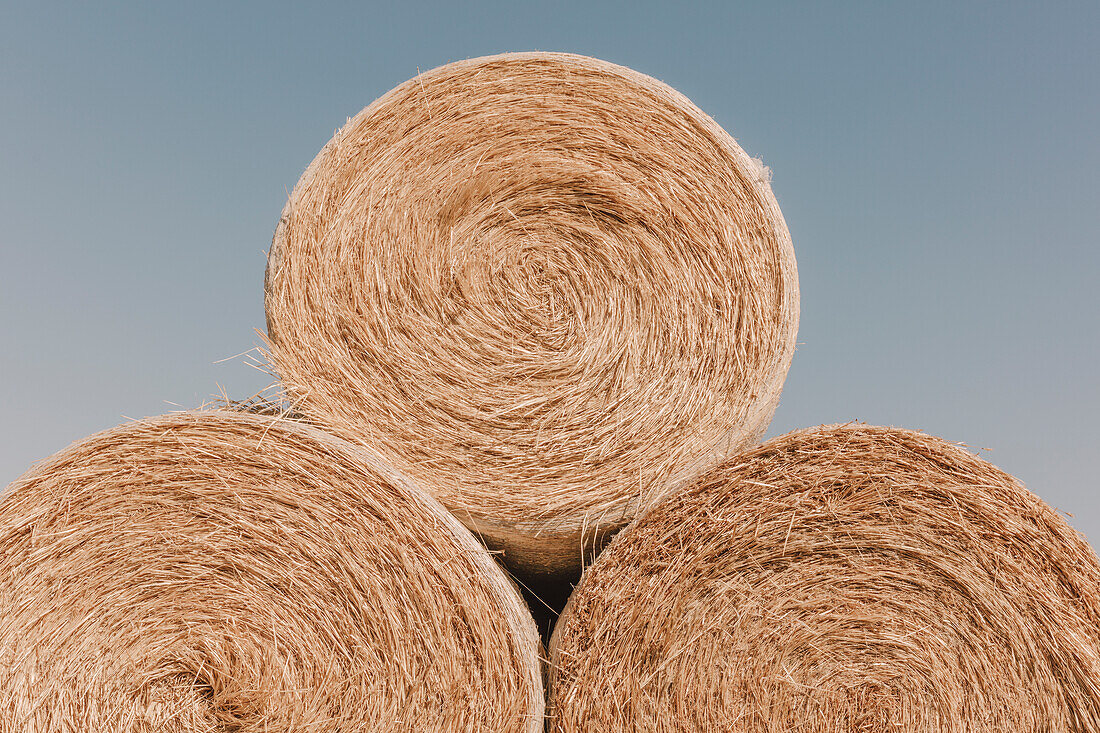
top-left (0, 410), bottom-right (543, 732)
top-left (264, 52), bottom-right (799, 576)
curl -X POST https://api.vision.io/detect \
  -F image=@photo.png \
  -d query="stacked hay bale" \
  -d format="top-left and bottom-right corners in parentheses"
top-left (263, 52), bottom-right (799, 578)
top-left (0, 411), bottom-right (543, 732)
top-left (548, 425), bottom-right (1100, 730)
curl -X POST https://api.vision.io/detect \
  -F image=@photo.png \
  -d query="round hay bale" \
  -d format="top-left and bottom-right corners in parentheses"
top-left (0, 410), bottom-right (543, 732)
top-left (263, 52), bottom-right (799, 577)
top-left (548, 424), bottom-right (1100, 731)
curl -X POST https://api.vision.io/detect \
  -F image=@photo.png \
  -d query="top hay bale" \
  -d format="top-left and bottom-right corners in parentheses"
top-left (548, 424), bottom-right (1100, 731)
top-left (264, 52), bottom-right (799, 577)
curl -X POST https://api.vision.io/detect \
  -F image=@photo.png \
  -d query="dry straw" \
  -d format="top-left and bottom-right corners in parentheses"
top-left (264, 52), bottom-right (799, 577)
top-left (0, 410), bottom-right (543, 732)
top-left (549, 424), bottom-right (1100, 731)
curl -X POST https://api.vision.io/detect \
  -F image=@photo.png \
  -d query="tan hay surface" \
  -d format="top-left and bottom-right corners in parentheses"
top-left (263, 52), bottom-right (799, 577)
top-left (548, 424), bottom-right (1100, 731)
top-left (0, 410), bottom-right (543, 732)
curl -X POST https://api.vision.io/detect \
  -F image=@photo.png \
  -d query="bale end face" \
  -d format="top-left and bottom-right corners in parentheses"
top-left (0, 411), bottom-right (544, 732)
top-left (549, 424), bottom-right (1100, 731)
top-left (263, 52), bottom-right (799, 576)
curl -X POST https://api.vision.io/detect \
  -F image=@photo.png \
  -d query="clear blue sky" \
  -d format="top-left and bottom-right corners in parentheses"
top-left (2, 2), bottom-right (1097, 543)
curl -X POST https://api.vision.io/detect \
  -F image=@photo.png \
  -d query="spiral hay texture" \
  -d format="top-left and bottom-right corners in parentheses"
top-left (549, 424), bottom-right (1100, 731)
top-left (264, 52), bottom-right (799, 577)
top-left (0, 411), bottom-right (543, 732)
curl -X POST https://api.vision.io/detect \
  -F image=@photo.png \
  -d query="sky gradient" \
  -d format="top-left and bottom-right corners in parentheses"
top-left (2, 2), bottom-right (1098, 543)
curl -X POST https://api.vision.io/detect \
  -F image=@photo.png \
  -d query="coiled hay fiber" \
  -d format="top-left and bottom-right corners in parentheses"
top-left (264, 52), bottom-right (799, 577)
top-left (0, 410), bottom-right (543, 732)
top-left (548, 424), bottom-right (1100, 731)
